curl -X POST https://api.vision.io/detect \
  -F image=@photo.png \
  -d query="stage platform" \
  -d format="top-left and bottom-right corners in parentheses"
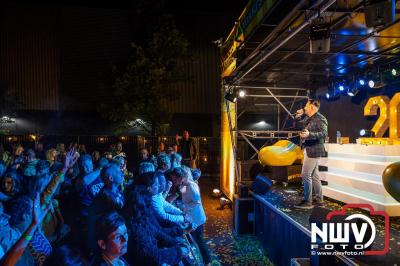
top-left (252, 184), bottom-right (400, 266)
top-left (320, 144), bottom-right (400, 216)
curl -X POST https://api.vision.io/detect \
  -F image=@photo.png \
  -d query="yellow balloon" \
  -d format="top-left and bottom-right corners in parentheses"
top-left (258, 140), bottom-right (303, 166)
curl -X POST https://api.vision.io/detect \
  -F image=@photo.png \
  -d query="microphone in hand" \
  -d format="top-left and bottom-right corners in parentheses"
top-left (294, 108), bottom-right (304, 118)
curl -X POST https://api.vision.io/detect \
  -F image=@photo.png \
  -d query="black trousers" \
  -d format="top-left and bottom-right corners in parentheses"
top-left (190, 224), bottom-right (211, 264)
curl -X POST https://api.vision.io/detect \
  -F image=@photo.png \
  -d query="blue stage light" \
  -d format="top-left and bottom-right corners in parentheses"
top-left (338, 85), bottom-right (344, 91)
top-left (358, 79), bottom-right (365, 86)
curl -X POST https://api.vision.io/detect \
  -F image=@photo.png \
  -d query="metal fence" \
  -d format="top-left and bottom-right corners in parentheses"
top-left (0, 135), bottom-right (220, 175)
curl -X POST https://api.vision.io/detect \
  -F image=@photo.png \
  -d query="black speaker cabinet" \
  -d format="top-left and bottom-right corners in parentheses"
top-left (365, 0), bottom-right (395, 28)
top-left (238, 182), bottom-right (249, 198)
top-left (233, 194), bottom-right (254, 235)
top-left (309, 23), bottom-right (331, 54)
top-left (238, 160), bottom-right (264, 181)
top-left (269, 164), bottom-right (302, 183)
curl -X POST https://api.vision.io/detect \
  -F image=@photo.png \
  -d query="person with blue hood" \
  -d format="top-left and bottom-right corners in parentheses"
top-left (0, 171), bottom-right (21, 202)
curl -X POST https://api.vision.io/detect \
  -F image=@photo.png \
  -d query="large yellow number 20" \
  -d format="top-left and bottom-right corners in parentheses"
top-left (364, 93), bottom-right (400, 139)
top-left (390, 93), bottom-right (400, 139)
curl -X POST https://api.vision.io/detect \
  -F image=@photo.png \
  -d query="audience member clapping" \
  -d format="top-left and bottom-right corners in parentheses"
top-left (0, 138), bottom-right (210, 266)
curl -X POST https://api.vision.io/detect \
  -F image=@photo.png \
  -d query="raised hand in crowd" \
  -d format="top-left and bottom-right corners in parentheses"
top-left (1, 193), bottom-right (50, 266)
top-left (63, 148), bottom-right (79, 173)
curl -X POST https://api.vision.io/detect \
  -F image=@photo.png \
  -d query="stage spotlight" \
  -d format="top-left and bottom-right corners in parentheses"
top-left (391, 68), bottom-right (400, 77)
top-left (238, 90), bottom-right (246, 98)
top-left (368, 73), bottom-right (385, 88)
top-left (218, 197), bottom-right (232, 210)
top-left (368, 79), bottom-right (375, 88)
top-left (325, 86), bottom-right (340, 101)
top-left (212, 188), bottom-right (222, 198)
top-left (338, 84), bottom-right (345, 92)
top-left (360, 129), bottom-right (375, 137)
top-left (325, 92), bottom-right (330, 100)
top-left (358, 78), bottom-right (365, 86)
top-left (347, 88), bottom-right (358, 97)
top-left (224, 90), bottom-right (237, 103)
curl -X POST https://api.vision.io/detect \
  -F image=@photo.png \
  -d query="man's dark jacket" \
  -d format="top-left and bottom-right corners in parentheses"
top-left (295, 112), bottom-right (328, 158)
top-left (176, 138), bottom-right (197, 160)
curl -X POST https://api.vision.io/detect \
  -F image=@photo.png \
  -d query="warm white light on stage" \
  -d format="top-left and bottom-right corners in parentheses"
top-left (254, 121), bottom-right (270, 129)
top-left (219, 197), bottom-right (231, 210)
top-left (238, 90), bottom-right (246, 98)
top-left (368, 73), bottom-right (385, 88)
top-left (391, 68), bottom-right (400, 77)
top-left (368, 79), bottom-right (375, 88)
top-left (212, 188), bottom-right (222, 198)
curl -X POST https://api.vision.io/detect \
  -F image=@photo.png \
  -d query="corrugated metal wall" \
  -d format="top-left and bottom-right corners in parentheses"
top-left (0, 5), bottom-right (222, 115)
top-left (58, 7), bottom-right (132, 110)
top-left (168, 36), bottom-right (221, 114)
top-left (0, 6), bottom-right (60, 111)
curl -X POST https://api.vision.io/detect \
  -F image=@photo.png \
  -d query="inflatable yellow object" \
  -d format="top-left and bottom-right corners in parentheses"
top-left (258, 140), bottom-right (303, 166)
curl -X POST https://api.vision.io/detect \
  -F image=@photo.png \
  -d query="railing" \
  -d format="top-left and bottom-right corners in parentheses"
top-left (0, 135), bottom-right (220, 175)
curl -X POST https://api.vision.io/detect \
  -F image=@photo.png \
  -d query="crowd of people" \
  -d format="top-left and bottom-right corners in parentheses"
top-left (0, 130), bottom-right (211, 266)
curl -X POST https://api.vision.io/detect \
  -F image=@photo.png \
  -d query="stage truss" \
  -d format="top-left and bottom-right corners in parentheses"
top-left (224, 86), bottom-right (307, 186)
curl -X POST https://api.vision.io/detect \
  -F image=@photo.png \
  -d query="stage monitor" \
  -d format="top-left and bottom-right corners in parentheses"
top-left (251, 174), bottom-right (273, 195)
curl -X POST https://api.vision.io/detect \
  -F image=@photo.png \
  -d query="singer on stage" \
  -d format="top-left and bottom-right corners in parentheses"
top-left (293, 99), bottom-right (328, 209)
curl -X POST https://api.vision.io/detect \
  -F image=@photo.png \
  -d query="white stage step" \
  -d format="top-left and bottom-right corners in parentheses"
top-left (323, 186), bottom-right (400, 216)
top-left (321, 169), bottom-right (389, 197)
top-left (328, 152), bottom-right (400, 163)
top-left (322, 155), bottom-right (388, 176)
top-left (325, 143), bottom-right (400, 156)
top-left (321, 144), bottom-right (400, 216)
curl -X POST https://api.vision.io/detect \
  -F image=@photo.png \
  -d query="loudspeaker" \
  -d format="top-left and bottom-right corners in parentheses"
top-left (238, 183), bottom-right (249, 198)
top-left (309, 23), bottom-right (331, 54)
top-left (310, 38), bottom-right (331, 54)
top-left (251, 174), bottom-right (273, 195)
top-left (238, 160), bottom-right (264, 181)
top-left (233, 194), bottom-right (254, 235)
top-left (364, 0), bottom-right (395, 28)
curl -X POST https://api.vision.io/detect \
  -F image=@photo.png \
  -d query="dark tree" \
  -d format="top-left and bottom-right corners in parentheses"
top-left (100, 15), bottom-right (190, 135)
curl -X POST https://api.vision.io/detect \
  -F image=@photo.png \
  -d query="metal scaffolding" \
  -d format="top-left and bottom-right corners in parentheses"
top-left (224, 86), bottom-right (307, 184)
